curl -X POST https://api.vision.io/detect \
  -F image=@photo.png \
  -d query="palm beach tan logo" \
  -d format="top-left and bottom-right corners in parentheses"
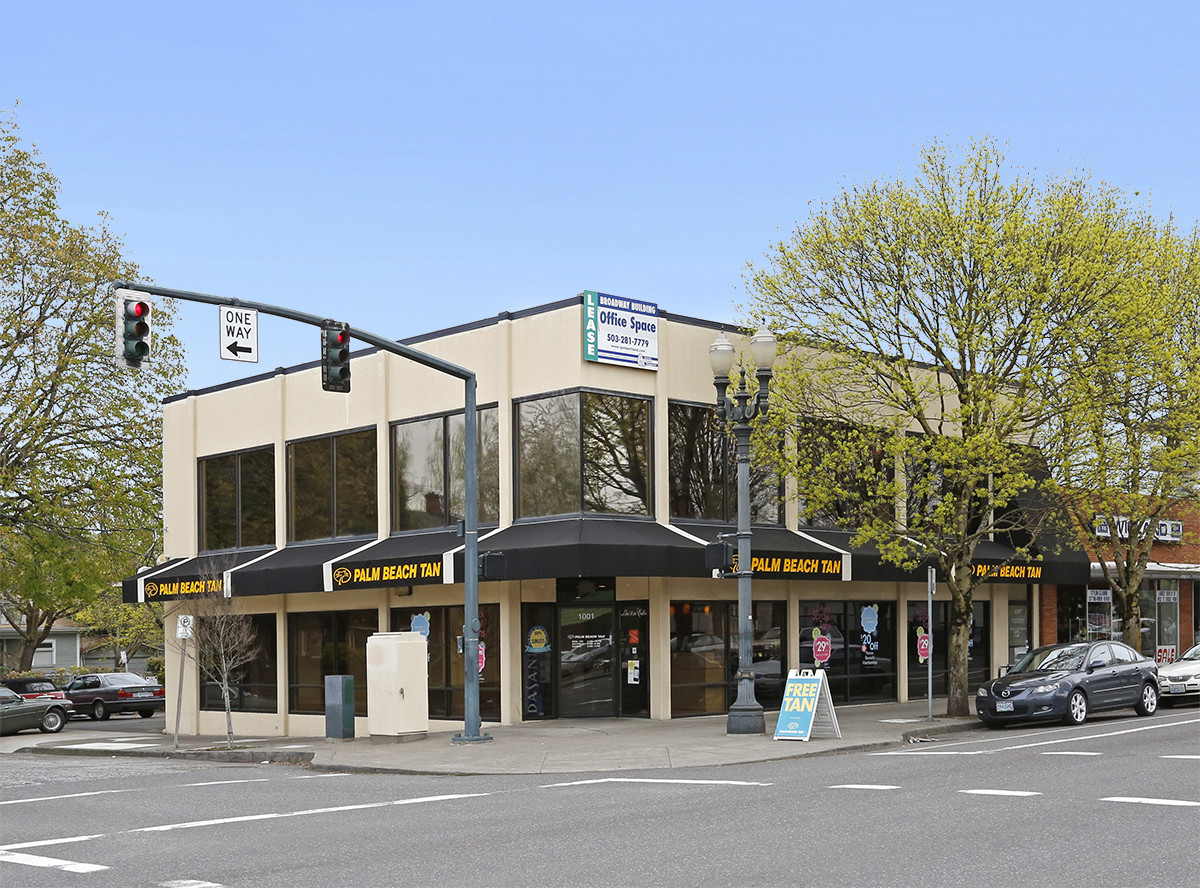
top-left (333, 567), bottom-right (352, 586)
top-left (145, 582), bottom-right (159, 598)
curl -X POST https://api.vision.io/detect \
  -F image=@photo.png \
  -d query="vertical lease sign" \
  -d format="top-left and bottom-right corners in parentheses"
top-left (582, 290), bottom-right (658, 370)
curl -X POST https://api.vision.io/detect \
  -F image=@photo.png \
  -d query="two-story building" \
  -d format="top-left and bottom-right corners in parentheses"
top-left (125, 294), bottom-right (1089, 737)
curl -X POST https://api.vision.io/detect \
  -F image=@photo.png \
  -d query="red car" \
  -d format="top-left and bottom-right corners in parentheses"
top-left (64, 672), bottom-right (165, 720)
top-left (1, 677), bottom-right (74, 713)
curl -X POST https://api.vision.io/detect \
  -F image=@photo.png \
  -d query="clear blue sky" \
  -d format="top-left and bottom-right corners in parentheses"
top-left (4, 1), bottom-right (1196, 391)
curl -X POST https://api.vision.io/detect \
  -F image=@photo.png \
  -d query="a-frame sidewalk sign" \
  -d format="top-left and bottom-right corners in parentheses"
top-left (772, 668), bottom-right (842, 741)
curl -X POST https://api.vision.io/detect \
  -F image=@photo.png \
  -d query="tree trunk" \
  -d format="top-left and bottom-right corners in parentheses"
top-left (945, 566), bottom-right (975, 717)
top-left (222, 680), bottom-right (234, 749)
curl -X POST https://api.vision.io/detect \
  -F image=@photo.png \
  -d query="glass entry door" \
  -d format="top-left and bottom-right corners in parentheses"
top-left (559, 606), bottom-right (616, 717)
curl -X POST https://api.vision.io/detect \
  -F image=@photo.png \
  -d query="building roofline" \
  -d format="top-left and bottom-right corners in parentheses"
top-left (165, 295), bottom-right (739, 403)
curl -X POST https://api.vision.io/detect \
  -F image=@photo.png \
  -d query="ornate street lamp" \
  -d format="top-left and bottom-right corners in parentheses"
top-left (709, 328), bottom-right (777, 734)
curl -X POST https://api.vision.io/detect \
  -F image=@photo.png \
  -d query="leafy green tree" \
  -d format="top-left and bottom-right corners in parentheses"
top-left (0, 105), bottom-right (186, 668)
top-left (744, 137), bottom-right (1147, 716)
top-left (1039, 220), bottom-right (1200, 652)
top-left (75, 586), bottom-right (165, 670)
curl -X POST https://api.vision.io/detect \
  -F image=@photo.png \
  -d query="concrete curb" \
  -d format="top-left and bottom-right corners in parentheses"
top-left (23, 746), bottom-right (315, 766)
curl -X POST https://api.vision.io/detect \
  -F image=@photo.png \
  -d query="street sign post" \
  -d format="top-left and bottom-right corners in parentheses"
top-left (219, 307), bottom-right (259, 362)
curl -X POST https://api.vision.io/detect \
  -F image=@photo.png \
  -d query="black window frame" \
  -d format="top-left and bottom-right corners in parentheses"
top-left (198, 445), bottom-right (276, 552)
top-left (286, 426), bottom-right (378, 542)
top-left (390, 404), bottom-right (500, 532)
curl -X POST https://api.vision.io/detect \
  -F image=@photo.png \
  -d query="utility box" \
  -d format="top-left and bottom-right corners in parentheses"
top-left (366, 632), bottom-right (429, 742)
top-left (324, 674), bottom-right (355, 740)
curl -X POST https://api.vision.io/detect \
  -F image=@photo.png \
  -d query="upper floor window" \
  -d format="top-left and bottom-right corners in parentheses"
top-left (288, 428), bottom-right (377, 541)
top-left (516, 391), bottom-right (652, 519)
top-left (199, 447), bottom-right (275, 551)
top-left (391, 406), bottom-right (500, 531)
top-left (667, 402), bottom-right (782, 524)
top-left (795, 420), bottom-right (895, 529)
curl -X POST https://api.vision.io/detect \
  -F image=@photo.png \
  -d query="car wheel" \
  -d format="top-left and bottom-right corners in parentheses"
top-left (1063, 689), bottom-right (1088, 725)
top-left (1135, 683), bottom-right (1158, 716)
top-left (38, 708), bottom-right (66, 733)
top-left (138, 709), bottom-right (155, 719)
top-left (92, 700), bottom-right (110, 721)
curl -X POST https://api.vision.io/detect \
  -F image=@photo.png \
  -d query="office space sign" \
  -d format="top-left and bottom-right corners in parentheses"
top-left (582, 291), bottom-right (658, 370)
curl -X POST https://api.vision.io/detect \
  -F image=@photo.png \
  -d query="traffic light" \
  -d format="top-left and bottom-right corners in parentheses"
top-left (705, 538), bottom-right (734, 572)
top-left (116, 295), bottom-right (152, 368)
top-left (321, 320), bottom-right (351, 392)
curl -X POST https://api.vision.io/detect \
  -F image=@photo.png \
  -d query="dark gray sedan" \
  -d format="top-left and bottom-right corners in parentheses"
top-left (64, 672), bottom-right (166, 720)
top-left (976, 641), bottom-right (1159, 727)
top-left (0, 686), bottom-right (69, 735)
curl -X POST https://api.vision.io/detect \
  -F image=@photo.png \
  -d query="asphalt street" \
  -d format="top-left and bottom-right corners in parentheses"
top-left (2, 710), bottom-right (1196, 887)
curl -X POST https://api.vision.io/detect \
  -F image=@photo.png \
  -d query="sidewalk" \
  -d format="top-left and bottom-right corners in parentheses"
top-left (4, 700), bottom-right (980, 776)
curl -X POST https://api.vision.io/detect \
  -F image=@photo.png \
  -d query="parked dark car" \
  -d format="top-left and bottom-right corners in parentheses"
top-left (63, 672), bottom-right (165, 720)
top-left (1, 676), bottom-right (73, 708)
top-left (976, 641), bottom-right (1158, 727)
top-left (0, 686), bottom-right (69, 735)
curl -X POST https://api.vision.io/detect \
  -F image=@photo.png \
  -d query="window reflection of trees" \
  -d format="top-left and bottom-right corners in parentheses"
top-left (582, 393), bottom-right (650, 515)
top-left (288, 430), bottom-right (377, 541)
top-left (795, 419), bottom-right (895, 529)
top-left (201, 454), bottom-right (237, 550)
top-left (667, 402), bottom-right (781, 524)
top-left (517, 394), bottom-right (581, 518)
top-left (392, 408), bottom-right (500, 530)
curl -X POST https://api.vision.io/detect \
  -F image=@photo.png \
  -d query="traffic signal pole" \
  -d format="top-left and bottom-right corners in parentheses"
top-left (111, 281), bottom-right (491, 743)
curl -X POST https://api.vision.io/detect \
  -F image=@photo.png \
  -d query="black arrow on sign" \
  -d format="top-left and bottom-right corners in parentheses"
top-left (226, 341), bottom-right (252, 356)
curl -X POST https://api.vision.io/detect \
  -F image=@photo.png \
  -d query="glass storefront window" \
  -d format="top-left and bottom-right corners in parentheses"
top-left (666, 402), bottom-right (782, 524)
top-left (800, 600), bottom-right (897, 703)
top-left (286, 609), bottom-right (377, 716)
top-left (905, 600), bottom-right (989, 698)
top-left (288, 429), bottom-right (377, 541)
top-left (392, 408), bottom-right (500, 531)
top-left (517, 391), bottom-right (652, 518)
top-left (201, 613), bottom-right (278, 713)
top-left (199, 447), bottom-right (275, 551)
top-left (669, 600), bottom-right (786, 716)
top-left (391, 605), bottom-right (500, 721)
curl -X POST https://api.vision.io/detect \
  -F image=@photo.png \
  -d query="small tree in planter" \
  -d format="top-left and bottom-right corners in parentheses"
top-left (186, 573), bottom-right (261, 749)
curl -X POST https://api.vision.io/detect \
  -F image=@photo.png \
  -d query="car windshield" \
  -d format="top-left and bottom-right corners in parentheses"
top-left (1178, 645), bottom-right (1200, 662)
top-left (1011, 644), bottom-right (1088, 674)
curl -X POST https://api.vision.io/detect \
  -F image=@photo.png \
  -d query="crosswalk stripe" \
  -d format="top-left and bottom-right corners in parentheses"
top-left (0, 849), bottom-right (106, 873)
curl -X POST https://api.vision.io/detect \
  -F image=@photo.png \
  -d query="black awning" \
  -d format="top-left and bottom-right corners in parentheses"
top-left (121, 550), bottom-right (271, 603)
top-left (325, 528), bottom-right (463, 592)
top-left (227, 540), bottom-right (367, 597)
top-left (473, 517), bottom-right (707, 580)
top-left (674, 522), bottom-right (849, 581)
top-left (970, 539), bottom-right (1091, 586)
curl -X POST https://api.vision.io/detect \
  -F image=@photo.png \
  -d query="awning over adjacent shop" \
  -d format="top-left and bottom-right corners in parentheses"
top-left (323, 528), bottom-right (464, 592)
top-left (120, 550), bottom-right (270, 603)
top-left (674, 522), bottom-right (850, 581)
top-left (473, 517), bottom-right (708, 580)
top-left (226, 540), bottom-right (367, 597)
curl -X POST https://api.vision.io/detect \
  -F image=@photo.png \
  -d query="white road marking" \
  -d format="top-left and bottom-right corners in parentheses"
top-left (276, 744), bottom-right (314, 749)
top-left (0, 793), bottom-right (489, 855)
top-left (1162, 754), bottom-right (1200, 760)
top-left (0, 789), bottom-right (134, 806)
top-left (828, 784), bottom-right (900, 790)
top-left (161, 881), bottom-right (227, 887)
top-left (183, 779), bottom-right (271, 787)
top-left (53, 741), bottom-right (162, 750)
top-left (542, 777), bottom-right (771, 787)
top-left (959, 789), bottom-right (1041, 797)
top-left (1042, 751), bottom-right (1102, 756)
top-left (0, 849), bottom-right (106, 873)
top-left (1102, 796), bottom-right (1200, 807)
top-left (874, 717), bottom-right (1200, 755)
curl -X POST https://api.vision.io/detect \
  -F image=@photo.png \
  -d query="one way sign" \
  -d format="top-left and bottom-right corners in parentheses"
top-left (219, 307), bottom-right (258, 363)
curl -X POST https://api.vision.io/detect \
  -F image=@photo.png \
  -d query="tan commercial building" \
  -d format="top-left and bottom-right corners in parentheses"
top-left (125, 294), bottom-right (1088, 737)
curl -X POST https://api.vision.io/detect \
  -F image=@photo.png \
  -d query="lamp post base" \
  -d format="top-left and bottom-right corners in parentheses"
top-left (726, 702), bottom-right (766, 735)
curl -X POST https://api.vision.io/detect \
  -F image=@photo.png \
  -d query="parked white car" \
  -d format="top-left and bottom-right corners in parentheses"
top-left (1158, 643), bottom-right (1200, 707)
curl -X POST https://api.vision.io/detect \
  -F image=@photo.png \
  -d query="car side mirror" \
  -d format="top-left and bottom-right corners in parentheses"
top-left (998, 665), bottom-right (1010, 678)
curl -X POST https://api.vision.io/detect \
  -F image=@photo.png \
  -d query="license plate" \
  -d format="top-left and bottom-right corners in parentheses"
top-left (995, 700), bottom-right (1014, 712)
top-left (135, 691), bottom-right (151, 698)
top-left (1170, 685), bottom-right (1186, 694)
